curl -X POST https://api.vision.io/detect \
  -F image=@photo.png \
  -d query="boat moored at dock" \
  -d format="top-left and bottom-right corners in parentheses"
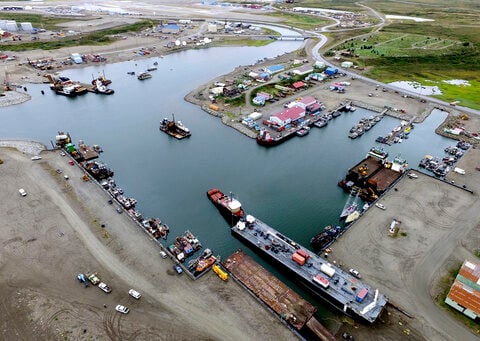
top-left (228, 214), bottom-right (388, 323)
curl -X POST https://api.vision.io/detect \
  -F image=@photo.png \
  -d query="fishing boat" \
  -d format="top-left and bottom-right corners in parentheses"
top-left (340, 202), bottom-right (358, 219)
top-left (195, 255), bottom-right (216, 272)
top-left (91, 79), bottom-right (114, 95)
top-left (314, 119), bottom-right (328, 128)
top-left (345, 210), bottom-right (360, 224)
top-left (137, 72), bottom-right (152, 80)
top-left (296, 127), bottom-right (310, 137)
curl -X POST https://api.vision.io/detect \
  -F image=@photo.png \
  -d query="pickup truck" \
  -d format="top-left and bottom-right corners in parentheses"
top-left (87, 273), bottom-right (101, 285)
top-left (98, 282), bottom-right (112, 293)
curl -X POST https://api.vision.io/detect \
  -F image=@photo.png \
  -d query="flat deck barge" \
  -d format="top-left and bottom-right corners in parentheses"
top-left (231, 215), bottom-right (388, 323)
top-left (223, 250), bottom-right (335, 340)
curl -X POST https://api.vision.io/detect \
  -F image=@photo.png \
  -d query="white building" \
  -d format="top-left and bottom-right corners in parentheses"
top-left (207, 23), bottom-right (217, 33)
top-left (5, 21), bottom-right (18, 32)
top-left (20, 22), bottom-right (33, 32)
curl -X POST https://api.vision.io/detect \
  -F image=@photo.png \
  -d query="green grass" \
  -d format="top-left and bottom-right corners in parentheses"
top-left (0, 12), bottom-right (72, 30)
top-left (0, 20), bottom-right (156, 51)
top-left (214, 39), bottom-right (275, 47)
top-left (265, 11), bottom-right (332, 30)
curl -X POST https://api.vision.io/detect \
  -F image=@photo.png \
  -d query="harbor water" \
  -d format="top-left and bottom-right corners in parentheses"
top-left (0, 39), bottom-right (454, 321)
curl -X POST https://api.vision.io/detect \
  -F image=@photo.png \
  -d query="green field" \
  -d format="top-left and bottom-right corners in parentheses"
top-left (316, 0), bottom-right (480, 109)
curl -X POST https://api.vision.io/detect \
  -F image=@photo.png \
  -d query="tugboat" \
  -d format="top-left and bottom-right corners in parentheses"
top-left (207, 188), bottom-right (244, 226)
top-left (310, 225), bottom-right (342, 252)
top-left (367, 146), bottom-right (388, 160)
top-left (159, 114), bottom-right (191, 139)
top-left (137, 71), bottom-right (152, 80)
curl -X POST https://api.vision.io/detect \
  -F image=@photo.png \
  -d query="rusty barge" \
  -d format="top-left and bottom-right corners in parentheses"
top-left (223, 250), bottom-right (335, 340)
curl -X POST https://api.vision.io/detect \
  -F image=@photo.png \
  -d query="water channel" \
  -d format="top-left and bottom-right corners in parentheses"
top-left (1, 31), bottom-right (454, 322)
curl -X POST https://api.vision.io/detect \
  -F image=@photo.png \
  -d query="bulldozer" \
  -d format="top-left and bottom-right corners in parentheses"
top-left (358, 164), bottom-right (368, 177)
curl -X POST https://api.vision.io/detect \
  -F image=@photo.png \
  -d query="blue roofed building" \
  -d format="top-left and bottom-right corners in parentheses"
top-left (159, 23), bottom-right (180, 34)
top-left (266, 64), bottom-right (284, 74)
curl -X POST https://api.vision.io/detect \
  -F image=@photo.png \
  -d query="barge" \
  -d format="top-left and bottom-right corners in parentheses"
top-left (159, 115), bottom-right (191, 140)
top-left (223, 250), bottom-right (335, 340)
top-left (338, 154), bottom-right (407, 202)
top-left (230, 214), bottom-right (388, 323)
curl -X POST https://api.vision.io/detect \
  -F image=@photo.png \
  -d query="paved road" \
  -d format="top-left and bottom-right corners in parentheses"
top-left (307, 5), bottom-right (480, 116)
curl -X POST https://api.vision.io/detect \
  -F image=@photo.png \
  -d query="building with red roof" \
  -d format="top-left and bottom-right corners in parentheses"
top-left (269, 106), bottom-right (305, 126)
top-left (445, 260), bottom-right (480, 321)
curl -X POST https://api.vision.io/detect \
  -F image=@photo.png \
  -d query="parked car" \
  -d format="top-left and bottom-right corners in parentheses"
top-left (128, 289), bottom-right (141, 299)
top-left (31, 155), bottom-right (42, 161)
top-left (407, 172), bottom-right (418, 179)
top-left (342, 332), bottom-right (354, 341)
top-left (349, 269), bottom-right (361, 279)
top-left (98, 282), bottom-right (112, 293)
top-left (115, 305), bottom-right (129, 314)
top-left (159, 251), bottom-right (167, 259)
top-left (68, 160), bottom-right (74, 165)
top-left (174, 265), bottom-right (183, 274)
top-left (18, 188), bottom-right (27, 197)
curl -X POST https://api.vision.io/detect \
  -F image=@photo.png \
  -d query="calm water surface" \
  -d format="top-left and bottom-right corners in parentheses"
top-left (1, 40), bottom-right (454, 321)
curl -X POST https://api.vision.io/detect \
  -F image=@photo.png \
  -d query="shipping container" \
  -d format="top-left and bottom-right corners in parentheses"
top-left (320, 264), bottom-right (335, 277)
top-left (356, 288), bottom-right (368, 303)
top-left (297, 249), bottom-right (310, 260)
top-left (292, 252), bottom-right (306, 266)
top-left (312, 274), bottom-right (329, 289)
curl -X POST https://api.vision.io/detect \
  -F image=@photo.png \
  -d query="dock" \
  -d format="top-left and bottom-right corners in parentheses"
top-left (223, 250), bottom-right (336, 340)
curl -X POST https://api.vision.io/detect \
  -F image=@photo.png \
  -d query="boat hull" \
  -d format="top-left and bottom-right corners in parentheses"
top-left (207, 189), bottom-right (244, 226)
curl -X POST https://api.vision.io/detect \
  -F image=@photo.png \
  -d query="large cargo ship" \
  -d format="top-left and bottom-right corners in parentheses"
top-left (207, 188), bottom-right (244, 226)
top-left (230, 214), bottom-right (388, 323)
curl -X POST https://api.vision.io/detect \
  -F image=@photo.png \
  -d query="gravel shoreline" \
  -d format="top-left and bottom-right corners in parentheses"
top-left (0, 139), bottom-right (47, 155)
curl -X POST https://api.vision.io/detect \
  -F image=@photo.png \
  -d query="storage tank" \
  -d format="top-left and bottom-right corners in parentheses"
top-left (320, 264), bottom-right (335, 277)
top-left (209, 104), bottom-right (219, 111)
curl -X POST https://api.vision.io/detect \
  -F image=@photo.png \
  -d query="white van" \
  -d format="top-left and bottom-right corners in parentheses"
top-left (19, 188), bottom-right (27, 197)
